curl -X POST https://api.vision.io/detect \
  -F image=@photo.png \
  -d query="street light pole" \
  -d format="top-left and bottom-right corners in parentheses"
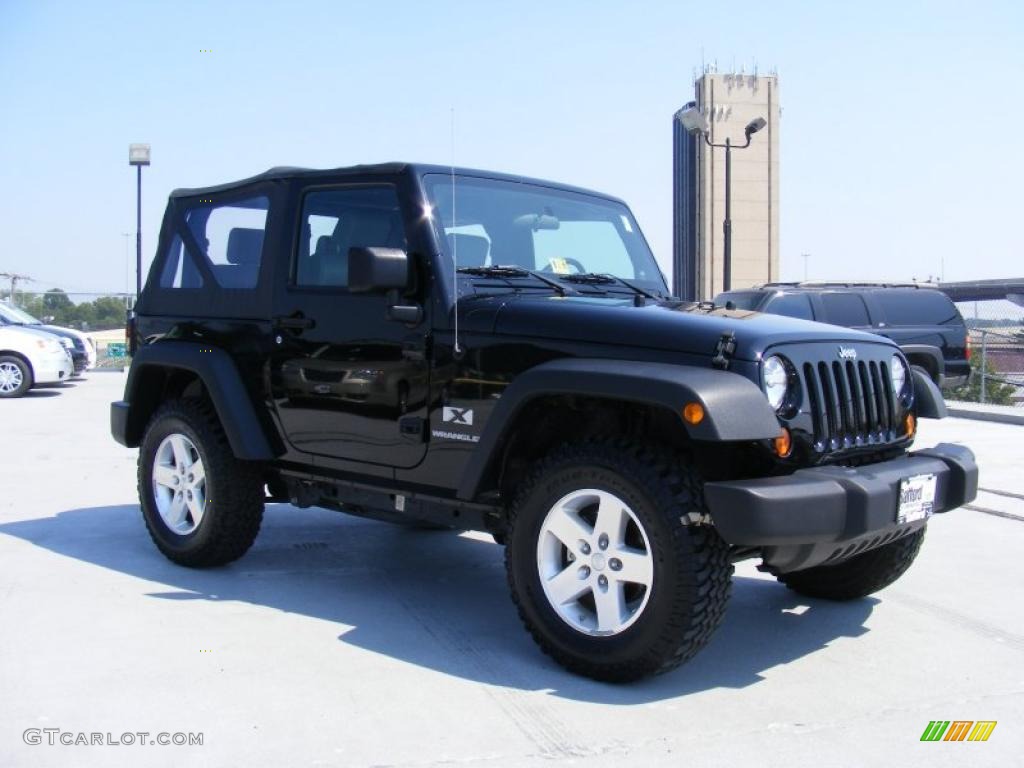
top-left (675, 105), bottom-right (765, 293)
top-left (723, 137), bottom-right (732, 292)
top-left (136, 164), bottom-right (142, 298)
top-left (128, 144), bottom-right (151, 304)
top-left (122, 232), bottom-right (132, 304)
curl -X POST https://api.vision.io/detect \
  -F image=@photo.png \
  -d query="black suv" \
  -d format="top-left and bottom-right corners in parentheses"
top-left (714, 283), bottom-right (970, 387)
top-left (111, 164), bottom-right (977, 681)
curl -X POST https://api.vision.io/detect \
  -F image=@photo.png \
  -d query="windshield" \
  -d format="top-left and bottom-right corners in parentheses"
top-left (0, 303), bottom-right (41, 325)
top-left (423, 175), bottom-right (667, 295)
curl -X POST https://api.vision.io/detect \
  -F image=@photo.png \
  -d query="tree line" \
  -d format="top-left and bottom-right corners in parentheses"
top-left (7, 289), bottom-right (129, 331)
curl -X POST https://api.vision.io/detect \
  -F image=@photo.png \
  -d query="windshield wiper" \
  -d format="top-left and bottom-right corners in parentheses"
top-left (560, 272), bottom-right (661, 300)
top-left (456, 265), bottom-right (578, 296)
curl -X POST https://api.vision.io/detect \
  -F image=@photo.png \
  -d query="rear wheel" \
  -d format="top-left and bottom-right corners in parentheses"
top-left (0, 355), bottom-right (32, 398)
top-left (139, 399), bottom-right (264, 567)
top-left (506, 440), bottom-right (732, 682)
top-left (777, 527), bottom-right (926, 600)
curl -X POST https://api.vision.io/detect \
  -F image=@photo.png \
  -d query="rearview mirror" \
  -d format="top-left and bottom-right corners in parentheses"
top-left (348, 247), bottom-right (410, 293)
top-left (513, 213), bottom-right (560, 231)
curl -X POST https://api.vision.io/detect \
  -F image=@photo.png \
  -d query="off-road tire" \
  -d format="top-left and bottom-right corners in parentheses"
top-left (777, 527), bottom-right (926, 600)
top-left (139, 399), bottom-right (264, 567)
top-left (505, 439), bottom-right (732, 682)
top-left (0, 354), bottom-right (33, 398)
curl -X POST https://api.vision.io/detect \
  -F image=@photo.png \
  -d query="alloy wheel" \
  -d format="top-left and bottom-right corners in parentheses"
top-left (152, 433), bottom-right (207, 535)
top-left (0, 362), bottom-right (24, 394)
top-left (536, 488), bottom-right (654, 636)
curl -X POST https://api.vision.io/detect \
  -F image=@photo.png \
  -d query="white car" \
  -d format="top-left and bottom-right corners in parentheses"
top-left (0, 302), bottom-right (95, 371)
top-left (0, 325), bottom-right (74, 398)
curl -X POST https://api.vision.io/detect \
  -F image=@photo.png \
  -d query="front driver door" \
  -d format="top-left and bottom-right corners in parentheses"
top-left (269, 184), bottom-right (429, 469)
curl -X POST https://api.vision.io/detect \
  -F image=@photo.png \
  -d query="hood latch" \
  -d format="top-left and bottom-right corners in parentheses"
top-left (711, 331), bottom-right (736, 370)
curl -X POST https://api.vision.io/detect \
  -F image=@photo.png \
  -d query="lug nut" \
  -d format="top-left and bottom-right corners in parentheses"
top-left (598, 533), bottom-right (609, 550)
top-left (579, 541), bottom-right (591, 555)
top-left (598, 575), bottom-right (608, 589)
top-left (609, 558), bottom-right (622, 571)
top-left (579, 566), bottom-right (591, 579)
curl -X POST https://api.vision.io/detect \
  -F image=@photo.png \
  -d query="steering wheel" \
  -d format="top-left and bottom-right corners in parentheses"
top-left (541, 257), bottom-right (586, 275)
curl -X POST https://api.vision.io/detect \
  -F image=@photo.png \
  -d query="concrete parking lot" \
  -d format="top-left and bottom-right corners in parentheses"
top-left (1, 374), bottom-right (1022, 767)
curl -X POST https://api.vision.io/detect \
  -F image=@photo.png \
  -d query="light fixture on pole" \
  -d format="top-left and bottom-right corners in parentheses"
top-left (676, 104), bottom-right (766, 292)
top-left (128, 143), bottom-right (150, 302)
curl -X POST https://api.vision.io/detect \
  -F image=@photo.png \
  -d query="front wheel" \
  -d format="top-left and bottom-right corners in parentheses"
top-left (139, 399), bottom-right (264, 567)
top-left (777, 527), bottom-right (926, 600)
top-left (0, 355), bottom-right (32, 398)
top-left (505, 440), bottom-right (732, 682)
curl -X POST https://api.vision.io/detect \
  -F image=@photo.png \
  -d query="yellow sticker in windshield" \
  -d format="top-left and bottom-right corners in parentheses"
top-left (549, 258), bottom-right (570, 274)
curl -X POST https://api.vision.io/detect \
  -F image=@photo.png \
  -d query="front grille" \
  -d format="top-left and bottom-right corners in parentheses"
top-left (802, 358), bottom-right (898, 450)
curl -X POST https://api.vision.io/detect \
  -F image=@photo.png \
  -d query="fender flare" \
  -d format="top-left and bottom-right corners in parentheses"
top-left (114, 341), bottom-right (276, 460)
top-left (455, 358), bottom-right (782, 500)
top-left (911, 367), bottom-right (947, 419)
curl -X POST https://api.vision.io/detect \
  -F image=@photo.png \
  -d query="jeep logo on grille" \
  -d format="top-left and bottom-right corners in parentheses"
top-left (838, 346), bottom-right (857, 360)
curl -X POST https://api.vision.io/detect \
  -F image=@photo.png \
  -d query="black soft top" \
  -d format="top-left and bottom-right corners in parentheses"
top-left (170, 162), bottom-right (625, 205)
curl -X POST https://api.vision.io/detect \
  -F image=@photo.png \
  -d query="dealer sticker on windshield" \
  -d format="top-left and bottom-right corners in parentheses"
top-left (897, 473), bottom-right (937, 524)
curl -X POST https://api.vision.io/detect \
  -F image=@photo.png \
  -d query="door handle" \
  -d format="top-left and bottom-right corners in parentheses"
top-left (273, 314), bottom-right (315, 331)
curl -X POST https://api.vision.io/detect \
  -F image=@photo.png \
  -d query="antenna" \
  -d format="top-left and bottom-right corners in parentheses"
top-left (450, 107), bottom-right (461, 356)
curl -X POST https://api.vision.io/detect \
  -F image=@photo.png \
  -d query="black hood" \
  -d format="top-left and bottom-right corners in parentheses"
top-left (479, 294), bottom-right (893, 361)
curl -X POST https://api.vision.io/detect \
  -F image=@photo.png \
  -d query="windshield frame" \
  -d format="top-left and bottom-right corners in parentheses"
top-left (422, 173), bottom-right (668, 300)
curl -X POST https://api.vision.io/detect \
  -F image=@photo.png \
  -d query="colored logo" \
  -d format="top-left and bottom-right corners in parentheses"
top-left (920, 721), bottom-right (997, 742)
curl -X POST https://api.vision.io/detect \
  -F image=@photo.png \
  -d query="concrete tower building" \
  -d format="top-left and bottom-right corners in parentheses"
top-left (673, 70), bottom-right (780, 300)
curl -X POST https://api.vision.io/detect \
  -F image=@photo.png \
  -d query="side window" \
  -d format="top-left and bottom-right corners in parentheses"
top-left (295, 187), bottom-right (406, 288)
top-left (767, 293), bottom-right (814, 320)
top-left (820, 293), bottom-right (871, 326)
top-left (874, 290), bottom-right (961, 326)
top-left (171, 196), bottom-right (269, 289)
top-left (159, 234), bottom-right (205, 289)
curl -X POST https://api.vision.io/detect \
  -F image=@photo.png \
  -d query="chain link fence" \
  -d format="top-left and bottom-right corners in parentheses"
top-left (945, 299), bottom-right (1024, 406)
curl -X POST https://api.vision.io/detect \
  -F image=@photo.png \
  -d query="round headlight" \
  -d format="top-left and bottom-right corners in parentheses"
top-left (763, 355), bottom-right (789, 411)
top-left (891, 354), bottom-right (908, 395)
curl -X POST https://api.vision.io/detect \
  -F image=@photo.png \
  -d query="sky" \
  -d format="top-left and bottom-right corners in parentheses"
top-left (1, 0), bottom-right (1022, 297)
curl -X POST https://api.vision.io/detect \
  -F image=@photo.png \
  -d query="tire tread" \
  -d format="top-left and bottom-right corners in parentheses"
top-left (138, 398), bottom-right (264, 567)
top-left (505, 438), bottom-right (732, 682)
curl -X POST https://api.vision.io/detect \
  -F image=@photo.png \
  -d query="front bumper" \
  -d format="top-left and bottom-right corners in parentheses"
top-left (33, 353), bottom-right (73, 385)
top-left (704, 443), bottom-right (977, 572)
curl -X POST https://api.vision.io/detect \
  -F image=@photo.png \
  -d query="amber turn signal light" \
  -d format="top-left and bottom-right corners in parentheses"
top-left (904, 412), bottom-right (916, 437)
top-left (682, 402), bottom-right (705, 425)
top-left (773, 428), bottom-right (793, 457)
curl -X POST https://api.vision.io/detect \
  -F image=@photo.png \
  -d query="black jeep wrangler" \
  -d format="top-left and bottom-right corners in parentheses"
top-left (111, 163), bottom-right (977, 682)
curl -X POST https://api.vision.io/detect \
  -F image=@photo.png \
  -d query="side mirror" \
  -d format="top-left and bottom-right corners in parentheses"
top-left (348, 247), bottom-right (410, 293)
